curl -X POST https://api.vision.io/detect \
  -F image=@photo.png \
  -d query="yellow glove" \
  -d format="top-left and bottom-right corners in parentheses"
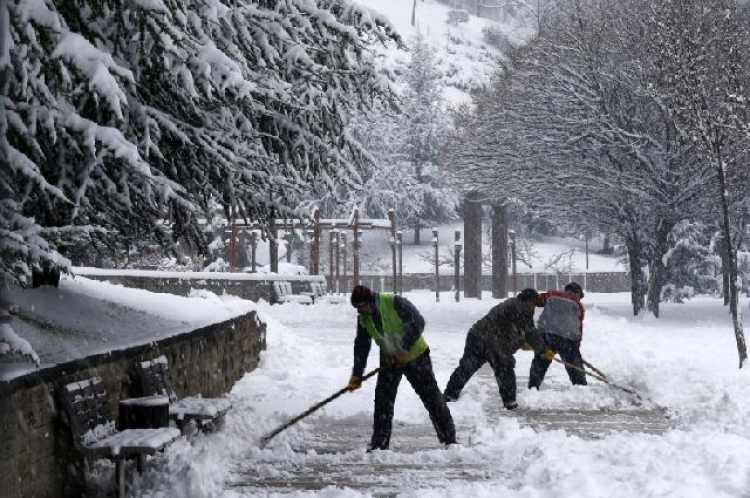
top-left (541, 349), bottom-right (555, 361)
top-left (394, 350), bottom-right (410, 364)
top-left (347, 375), bottom-right (362, 391)
top-left (521, 341), bottom-right (533, 351)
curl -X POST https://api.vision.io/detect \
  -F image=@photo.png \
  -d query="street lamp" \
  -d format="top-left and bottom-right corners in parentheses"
top-left (454, 229), bottom-right (462, 302)
top-left (509, 229), bottom-right (517, 295)
top-left (433, 228), bottom-right (439, 302)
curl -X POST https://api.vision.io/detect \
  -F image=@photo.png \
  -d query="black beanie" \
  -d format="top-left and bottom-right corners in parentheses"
top-left (564, 282), bottom-right (584, 298)
top-left (351, 285), bottom-right (375, 307)
top-left (516, 288), bottom-right (539, 302)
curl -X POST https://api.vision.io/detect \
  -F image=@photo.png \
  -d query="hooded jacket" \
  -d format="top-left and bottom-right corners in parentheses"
top-left (467, 297), bottom-right (541, 357)
top-left (536, 289), bottom-right (585, 342)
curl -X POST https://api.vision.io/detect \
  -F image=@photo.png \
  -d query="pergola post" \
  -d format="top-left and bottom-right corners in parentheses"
top-left (313, 208), bottom-right (321, 275)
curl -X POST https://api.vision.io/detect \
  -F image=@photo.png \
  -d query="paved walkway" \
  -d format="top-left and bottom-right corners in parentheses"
top-left (227, 369), bottom-right (671, 495)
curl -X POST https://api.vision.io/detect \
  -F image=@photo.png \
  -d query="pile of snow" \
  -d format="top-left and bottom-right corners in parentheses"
top-left (2, 276), bottom-right (258, 376)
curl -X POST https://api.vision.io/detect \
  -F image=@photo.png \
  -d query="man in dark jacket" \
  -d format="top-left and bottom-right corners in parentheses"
top-left (443, 288), bottom-right (542, 410)
top-left (347, 285), bottom-right (456, 451)
top-left (528, 282), bottom-right (587, 389)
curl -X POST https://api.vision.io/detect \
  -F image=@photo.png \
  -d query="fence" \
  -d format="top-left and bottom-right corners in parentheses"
top-left (343, 272), bottom-right (631, 296)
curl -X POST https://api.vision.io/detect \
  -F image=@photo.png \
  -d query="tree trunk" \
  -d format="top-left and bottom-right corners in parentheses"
top-left (491, 202), bottom-right (507, 299)
top-left (269, 215), bottom-right (278, 274)
top-left (463, 190), bottom-right (483, 299)
top-left (414, 222), bottom-right (421, 245)
top-left (646, 219), bottom-right (675, 318)
top-left (715, 157), bottom-right (747, 368)
top-left (719, 235), bottom-right (730, 305)
top-left (625, 233), bottom-right (647, 316)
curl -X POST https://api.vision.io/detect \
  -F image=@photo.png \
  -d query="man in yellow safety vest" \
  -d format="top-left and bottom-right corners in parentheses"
top-left (347, 284), bottom-right (456, 451)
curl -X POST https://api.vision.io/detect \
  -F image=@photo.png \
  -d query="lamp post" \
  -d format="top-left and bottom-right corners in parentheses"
top-left (353, 208), bottom-right (361, 285)
top-left (396, 231), bottom-right (403, 295)
top-left (509, 229), bottom-right (517, 295)
top-left (454, 229), bottom-right (461, 302)
top-left (329, 228), bottom-right (336, 293)
top-left (433, 228), bottom-right (439, 302)
top-left (388, 210), bottom-right (397, 294)
top-left (335, 230), bottom-right (341, 294)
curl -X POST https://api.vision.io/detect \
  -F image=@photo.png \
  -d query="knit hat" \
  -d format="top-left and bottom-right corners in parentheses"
top-left (564, 282), bottom-right (584, 298)
top-left (350, 285), bottom-right (375, 307)
top-left (516, 288), bottom-right (540, 302)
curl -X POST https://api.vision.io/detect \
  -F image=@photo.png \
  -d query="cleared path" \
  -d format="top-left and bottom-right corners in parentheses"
top-left (228, 368), bottom-right (671, 495)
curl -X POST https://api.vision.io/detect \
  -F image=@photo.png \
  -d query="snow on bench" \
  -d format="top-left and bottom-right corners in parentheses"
top-left (272, 280), bottom-right (313, 305)
top-left (138, 356), bottom-right (232, 431)
top-left (301, 281), bottom-right (346, 304)
top-left (59, 376), bottom-right (180, 498)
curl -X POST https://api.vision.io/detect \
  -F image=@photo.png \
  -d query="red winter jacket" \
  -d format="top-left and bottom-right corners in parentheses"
top-left (536, 289), bottom-right (585, 342)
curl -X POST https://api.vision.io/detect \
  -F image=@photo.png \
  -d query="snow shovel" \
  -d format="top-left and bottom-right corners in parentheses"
top-left (260, 367), bottom-right (381, 448)
top-left (548, 355), bottom-right (643, 401)
top-left (582, 358), bottom-right (608, 380)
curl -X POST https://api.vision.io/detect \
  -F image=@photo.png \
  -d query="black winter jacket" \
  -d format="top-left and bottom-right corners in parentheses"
top-left (467, 297), bottom-right (541, 358)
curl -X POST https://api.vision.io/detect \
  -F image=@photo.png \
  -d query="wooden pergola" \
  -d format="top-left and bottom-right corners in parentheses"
top-left (225, 208), bottom-right (403, 294)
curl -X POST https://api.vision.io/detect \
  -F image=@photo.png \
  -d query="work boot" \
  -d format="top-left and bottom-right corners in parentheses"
top-left (503, 400), bottom-right (519, 411)
top-left (367, 442), bottom-right (387, 453)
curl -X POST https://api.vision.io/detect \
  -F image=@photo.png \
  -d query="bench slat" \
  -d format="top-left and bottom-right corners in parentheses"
top-left (138, 356), bottom-right (232, 428)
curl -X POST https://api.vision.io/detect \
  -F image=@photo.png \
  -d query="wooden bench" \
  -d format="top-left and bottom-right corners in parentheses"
top-left (303, 281), bottom-right (346, 304)
top-left (138, 356), bottom-right (232, 432)
top-left (58, 377), bottom-right (181, 498)
top-left (272, 280), bottom-right (313, 305)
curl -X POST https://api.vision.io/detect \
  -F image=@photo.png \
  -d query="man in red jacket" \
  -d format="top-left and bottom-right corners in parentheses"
top-left (528, 282), bottom-right (587, 389)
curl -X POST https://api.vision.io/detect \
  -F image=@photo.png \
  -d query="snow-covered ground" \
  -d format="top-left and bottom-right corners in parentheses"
top-left (122, 289), bottom-right (750, 498)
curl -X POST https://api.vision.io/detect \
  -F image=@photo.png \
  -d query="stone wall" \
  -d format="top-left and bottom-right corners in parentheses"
top-left (0, 311), bottom-right (265, 498)
top-left (76, 272), bottom-right (325, 304)
top-left (77, 270), bottom-right (630, 303)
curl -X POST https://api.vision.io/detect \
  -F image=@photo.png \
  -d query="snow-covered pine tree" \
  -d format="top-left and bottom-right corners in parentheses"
top-left (399, 32), bottom-right (458, 244)
top-left (661, 221), bottom-right (722, 302)
top-left (313, 102), bottom-right (423, 221)
top-left (1, 0), bottom-right (400, 287)
top-left (309, 32), bottom-right (457, 232)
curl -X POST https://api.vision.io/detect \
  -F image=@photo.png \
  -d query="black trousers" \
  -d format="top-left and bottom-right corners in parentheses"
top-left (371, 350), bottom-right (456, 450)
top-left (528, 333), bottom-right (587, 389)
top-left (443, 333), bottom-right (517, 406)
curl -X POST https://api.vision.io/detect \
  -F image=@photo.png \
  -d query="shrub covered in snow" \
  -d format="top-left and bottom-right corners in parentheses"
top-left (0, 312), bottom-right (40, 368)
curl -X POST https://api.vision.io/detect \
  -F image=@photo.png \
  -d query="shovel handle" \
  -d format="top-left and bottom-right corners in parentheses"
top-left (261, 367), bottom-right (381, 446)
top-left (549, 356), bottom-right (641, 399)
